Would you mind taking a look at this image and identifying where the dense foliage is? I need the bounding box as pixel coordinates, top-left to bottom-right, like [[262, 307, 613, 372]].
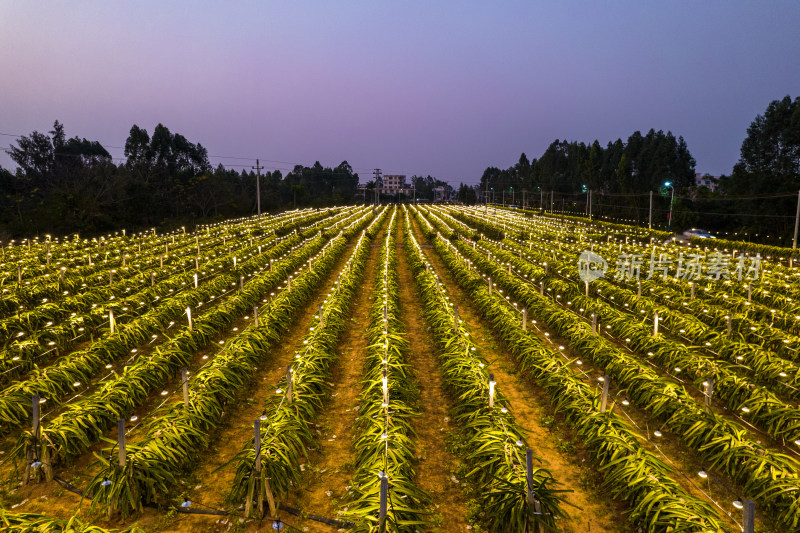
[[0, 123, 361, 238], [478, 96, 800, 244], [4, 205, 800, 531], [3, 94, 797, 244], [479, 130, 695, 213]]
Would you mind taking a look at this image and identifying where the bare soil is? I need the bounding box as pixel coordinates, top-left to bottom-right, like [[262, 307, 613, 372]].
[[0, 214, 775, 533], [408, 216, 631, 533], [395, 227, 471, 531], [277, 228, 388, 531], [1, 237, 362, 533], [414, 213, 781, 532]]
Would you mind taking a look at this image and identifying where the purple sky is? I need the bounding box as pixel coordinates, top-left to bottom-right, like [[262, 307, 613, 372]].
[[1, 2, 799, 184]]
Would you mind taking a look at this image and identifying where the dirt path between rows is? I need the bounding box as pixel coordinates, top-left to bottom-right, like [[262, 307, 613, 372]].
[[163, 237, 375, 533], [4, 232, 367, 532], [395, 225, 471, 531], [408, 216, 629, 533], [279, 226, 388, 532], [468, 235, 751, 530]]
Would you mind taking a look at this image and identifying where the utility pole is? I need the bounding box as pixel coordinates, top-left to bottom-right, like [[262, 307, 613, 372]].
[[589, 189, 592, 220], [794, 190, 800, 250], [649, 190, 653, 230], [252, 160, 264, 222], [522, 189, 527, 209], [550, 190, 554, 213], [373, 169, 382, 206]]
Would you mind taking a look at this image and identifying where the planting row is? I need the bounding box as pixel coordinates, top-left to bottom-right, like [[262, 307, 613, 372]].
[[420, 205, 800, 530], [83, 207, 379, 515], [11, 209, 370, 483], [410, 206, 729, 531], [403, 207, 571, 531], [340, 209, 429, 530], [227, 207, 387, 522]]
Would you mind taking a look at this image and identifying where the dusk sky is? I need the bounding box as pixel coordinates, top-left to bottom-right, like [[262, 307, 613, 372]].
[[2, 2, 799, 184]]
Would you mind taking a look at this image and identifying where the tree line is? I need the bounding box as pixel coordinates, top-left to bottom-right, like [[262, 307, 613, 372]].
[[0, 123, 361, 239], [477, 129, 696, 225], [477, 95, 800, 244], [3, 95, 797, 243], [718, 95, 800, 243]]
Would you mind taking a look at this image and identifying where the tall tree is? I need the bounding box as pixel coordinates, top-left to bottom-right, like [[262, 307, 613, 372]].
[[7, 129, 54, 186], [457, 183, 478, 204], [124, 125, 152, 169], [723, 95, 800, 241], [731, 95, 800, 192]]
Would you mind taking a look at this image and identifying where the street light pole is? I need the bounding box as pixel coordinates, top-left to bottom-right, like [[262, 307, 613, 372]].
[[584, 186, 589, 216], [665, 181, 675, 231]]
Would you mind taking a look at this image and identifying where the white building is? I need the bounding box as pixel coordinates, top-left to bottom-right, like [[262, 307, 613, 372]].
[[381, 175, 407, 196]]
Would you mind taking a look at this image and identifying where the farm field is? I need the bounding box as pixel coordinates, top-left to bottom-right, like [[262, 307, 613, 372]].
[[1, 205, 799, 532]]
